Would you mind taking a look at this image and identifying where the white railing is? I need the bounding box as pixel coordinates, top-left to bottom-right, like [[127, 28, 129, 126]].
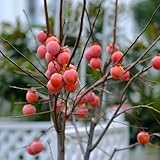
[[0, 121, 129, 160]]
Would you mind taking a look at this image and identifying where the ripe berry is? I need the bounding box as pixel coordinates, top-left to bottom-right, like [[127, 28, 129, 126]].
[[22, 104, 36, 115], [46, 41, 60, 56], [111, 51, 123, 64], [90, 44, 102, 57], [46, 36, 59, 44], [47, 80, 62, 94], [63, 69, 78, 84], [50, 73, 63, 87], [151, 55, 160, 70], [137, 131, 150, 144], [26, 146, 36, 155], [110, 66, 124, 79], [120, 70, 130, 81], [57, 52, 71, 65], [106, 43, 119, 55], [37, 45, 46, 59], [75, 108, 88, 119], [48, 61, 61, 74], [64, 82, 78, 92], [89, 58, 102, 70], [45, 52, 53, 63], [37, 31, 47, 43], [85, 49, 94, 61], [30, 140, 44, 154], [26, 90, 39, 103], [89, 95, 100, 108]]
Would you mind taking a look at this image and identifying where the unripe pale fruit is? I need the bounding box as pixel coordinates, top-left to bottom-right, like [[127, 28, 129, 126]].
[[47, 80, 62, 94], [50, 73, 63, 87], [75, 108, 88, 119], [110, 66, 124, 79], [30, 140, 44, 154], [106, 43, 119, 55], [137, 131, 150, 144], [120, 70, 130, 81], [46, 36, 59, 44], [151, 55, 160, 69], [63, 69, 78, 84], [111, 51, 123, 64], [26, 90, 39, 103], [37, 45, 46, 59], [57, 52, 71, 65], [89, 58, 102, 70], [89, 95, 100, 108], [45, 52, 53, 63], [22, 104, 36, 115], [46, 41, 60, 56], [48, 61, 61, 74], [69, 64, 77, 70], [64, 82, 78, 92], [37, 31, 47, 43]]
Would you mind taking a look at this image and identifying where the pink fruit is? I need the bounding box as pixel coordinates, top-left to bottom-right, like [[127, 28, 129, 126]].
[[106, 43, 119, 55], [50, 73, 63, 87], [151, 55, 160, 69], [137, 131, 150, 144], [46, 36, 59, 44], [85, 49, 94, 61], [63, 69, 78, 84], [45, 52, 53, 63], [111, 51, 123, 64], [26, 146, 36, 155], [37, 45, 46, 59], [37, 31, 47, 43], [64, 82, 78, 92], [30, 140, 44, 154], [45, 70, 52, 79], [120, 70, 130, 81], [57, 52, 71, 65], [22, 104, 36, 115], [26, 90, 39, 103], [89, 95, 100, 108], [46, 41, 60, 56], [89, 58, 102, 69], [110, 66, 124, 79], [75, 108, 88, 118], [90, 44, 102, 57], [48, 61, 61, 74], [47, 80, 62, 94]]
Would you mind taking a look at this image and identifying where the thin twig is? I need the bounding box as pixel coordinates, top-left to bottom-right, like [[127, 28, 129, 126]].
[[44, 0, 50, 35], [59, 0, 64, 44]]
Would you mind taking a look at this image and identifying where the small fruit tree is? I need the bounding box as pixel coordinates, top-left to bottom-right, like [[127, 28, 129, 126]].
[[0, 0, 160, 160]]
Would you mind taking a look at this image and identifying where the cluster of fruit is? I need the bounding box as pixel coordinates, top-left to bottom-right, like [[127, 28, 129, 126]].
[[85, 43, 102, 70], [37, 31, 79, 94]]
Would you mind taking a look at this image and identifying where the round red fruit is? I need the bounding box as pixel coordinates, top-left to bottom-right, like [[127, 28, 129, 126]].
[[26, 146, 36, 155], [30, 140, 44, 154], [106, 43, 119, 55], [46, 41, 60, 56], [50, 73, 63, 87], [47, 80, 62, 94], [63, 69, 78, 84], [46, 36, 59, 44], [45, 52, 53, 63], [26, 90, 39, 103], [110, 66, 124, 79], [64, 82, 78, 92], [48, 61, 61, 74], [37, 31, 47, 43], [57, 52, 71, 65], [89, 95, 100, 108], [75, 108, 88, 119], [137, 131, 150, 144], [22, 104, 36, 115], [120, 70, 130, 81], [37, 45, 46, 59], [90, 44, 102, 57], [89, 58, 102, 70], [111, 51, 123, 64], [151, 55, 160, 70]]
